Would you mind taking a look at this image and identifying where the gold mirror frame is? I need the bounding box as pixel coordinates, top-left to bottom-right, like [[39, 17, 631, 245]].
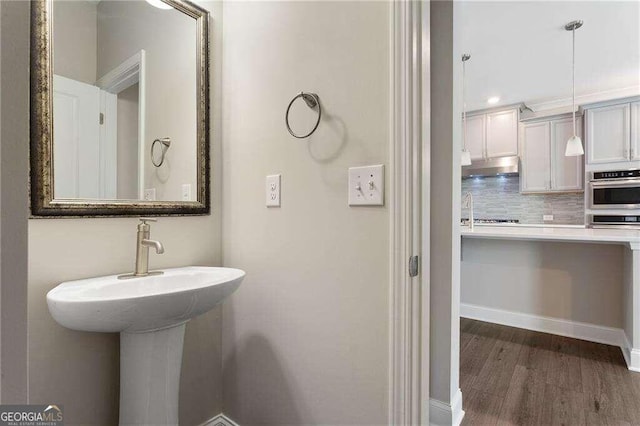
[[30, 0, 210, 217]]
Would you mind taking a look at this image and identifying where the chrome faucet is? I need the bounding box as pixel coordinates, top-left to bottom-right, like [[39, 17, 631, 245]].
[[463, 192, 474, 230], [119, 218, 164, 279]]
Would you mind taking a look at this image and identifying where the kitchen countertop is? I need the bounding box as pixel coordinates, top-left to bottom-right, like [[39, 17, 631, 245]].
[[461, 224, 640, 245]]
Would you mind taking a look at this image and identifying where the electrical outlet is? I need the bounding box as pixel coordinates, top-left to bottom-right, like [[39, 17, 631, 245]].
[[181, 184, 192, 201], [543, 214, 554, 221], [144, 188, 156, 201], [348, 165, 384, 206], [266, 174, 281, 207]]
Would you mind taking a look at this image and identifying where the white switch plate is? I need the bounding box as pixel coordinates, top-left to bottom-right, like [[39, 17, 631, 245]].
[[144, 188, 156, 201], [543, 214, 554, 221], [181, 184, 192, 201], [348, 165, 384, 206], [266, 174, 281, 207]]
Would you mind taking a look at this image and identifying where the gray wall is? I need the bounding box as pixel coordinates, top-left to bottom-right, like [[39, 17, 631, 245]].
[[220, 2, 391, 424], [461, 239, 624, 328], [25, 1, 224, 424], [53, 0, 97, 84], [461, 176, 585, 225], [0, 0, 29, 403], [116, 84, 139, 199]]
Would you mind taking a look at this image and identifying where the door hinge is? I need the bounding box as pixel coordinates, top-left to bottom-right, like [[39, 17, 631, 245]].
[[409, 255, 419, 277], [99, 113, 104, 125]]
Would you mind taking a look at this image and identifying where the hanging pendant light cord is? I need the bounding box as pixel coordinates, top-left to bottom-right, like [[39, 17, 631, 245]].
[[572, 26, 576, 137], [463, 58, 467, 151]]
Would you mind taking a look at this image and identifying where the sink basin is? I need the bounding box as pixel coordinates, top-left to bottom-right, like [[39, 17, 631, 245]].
[[47, 266, 244, 333], [46, 266, 244, 426]]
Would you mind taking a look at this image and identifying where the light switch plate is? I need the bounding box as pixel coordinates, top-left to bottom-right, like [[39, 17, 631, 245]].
[[181, 184, 192, 201], [266, 174, 281, 207], [144, 188, 156, 201], [348, 165, 384, 206]]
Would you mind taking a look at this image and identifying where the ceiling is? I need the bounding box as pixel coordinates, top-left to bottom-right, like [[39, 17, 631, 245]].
[[456, 1, 640, 111]]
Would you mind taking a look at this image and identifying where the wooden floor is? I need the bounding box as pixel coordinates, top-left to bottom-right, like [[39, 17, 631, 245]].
[[460, 318, 640, 426]]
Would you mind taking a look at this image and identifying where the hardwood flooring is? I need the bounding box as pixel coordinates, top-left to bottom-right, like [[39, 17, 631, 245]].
[[460, 318, 640, 426]]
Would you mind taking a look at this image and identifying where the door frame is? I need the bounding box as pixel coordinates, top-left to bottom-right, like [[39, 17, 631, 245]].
[[389, 1, 430, 424]]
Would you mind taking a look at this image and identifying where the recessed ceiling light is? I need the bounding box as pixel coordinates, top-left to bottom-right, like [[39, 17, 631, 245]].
[[146, 0, 173, 10], [487, 96, 500, 105]]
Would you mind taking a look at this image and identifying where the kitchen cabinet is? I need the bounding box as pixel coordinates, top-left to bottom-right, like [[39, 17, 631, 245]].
[[586, 102, 631, 164], [632, 101, 640, 161], [520, 116, 583, 193], [521, 122, 551, 192], [486, 109, 519, 158], [551, 117, 584, 191], [464, 107, 518, 161], [465, 114, 485, 161]]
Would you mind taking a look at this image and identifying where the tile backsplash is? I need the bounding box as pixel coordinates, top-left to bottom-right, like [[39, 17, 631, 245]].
[[461, 175, 584, 225]]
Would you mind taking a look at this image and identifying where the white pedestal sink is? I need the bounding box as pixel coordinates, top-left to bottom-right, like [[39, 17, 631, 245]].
[[46, 266, 245, 426]]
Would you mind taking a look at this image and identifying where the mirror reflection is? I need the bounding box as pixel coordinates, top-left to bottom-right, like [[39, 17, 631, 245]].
[[52, 0, 198, 202]]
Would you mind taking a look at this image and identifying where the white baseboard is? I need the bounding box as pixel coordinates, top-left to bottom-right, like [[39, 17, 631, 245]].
[[460, 303, 626, 348], [622, 334, 640, 372], [430, 388, 464, 426], [198, 414, 239, 426]]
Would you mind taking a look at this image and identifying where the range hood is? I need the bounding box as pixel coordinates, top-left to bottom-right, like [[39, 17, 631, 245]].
[[462, 156, 519, 178]]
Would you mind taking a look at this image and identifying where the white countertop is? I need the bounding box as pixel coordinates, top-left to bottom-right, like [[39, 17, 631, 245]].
[[461, 224, 640, 245]]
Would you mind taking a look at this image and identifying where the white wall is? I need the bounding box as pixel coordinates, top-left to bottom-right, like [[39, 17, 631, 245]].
[[97, 0, 198, 202], [457, 1, 640, 111], [25, 1, 224, 424], [461, 239, 624, 328], [220, 2, 391, 424]]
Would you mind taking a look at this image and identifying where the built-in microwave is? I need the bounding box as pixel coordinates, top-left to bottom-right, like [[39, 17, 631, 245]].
[[589, 169, 640, 210]]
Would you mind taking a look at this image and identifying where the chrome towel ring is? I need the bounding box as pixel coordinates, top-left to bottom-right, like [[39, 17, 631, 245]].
[[285, 92, 321, 139], [151, 137, 171, 167]]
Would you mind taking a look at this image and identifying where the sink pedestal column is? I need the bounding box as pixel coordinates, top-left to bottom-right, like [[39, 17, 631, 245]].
[[119, 323, 186, 426]]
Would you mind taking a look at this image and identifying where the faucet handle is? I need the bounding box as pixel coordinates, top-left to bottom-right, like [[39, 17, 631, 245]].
[[139, 218, 157, 224]]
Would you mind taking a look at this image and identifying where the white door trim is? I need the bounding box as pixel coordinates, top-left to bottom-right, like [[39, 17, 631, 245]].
[[389, 1, 430, 424]]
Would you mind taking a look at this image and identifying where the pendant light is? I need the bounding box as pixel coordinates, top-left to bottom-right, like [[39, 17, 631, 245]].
[[461, 53, 472, 166], [565, 20, 584, 157]]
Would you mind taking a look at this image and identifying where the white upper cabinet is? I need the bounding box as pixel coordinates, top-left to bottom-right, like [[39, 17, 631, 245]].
[[551, 117, 583, 191], [521, 121, 551, 193], [465, 114, 485, 161], [631, 101, 640, 161], [486, 109, 519, 158], [586, 103, 631, 164], [463, 107, 519, 162], [520, 116, 583, 194]]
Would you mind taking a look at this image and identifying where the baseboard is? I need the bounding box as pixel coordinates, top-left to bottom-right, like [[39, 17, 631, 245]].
[[622, 334, 640, 372], [430, 388, 464, 426], [198, 414, 239, 426], [461, 303, 626, 348]]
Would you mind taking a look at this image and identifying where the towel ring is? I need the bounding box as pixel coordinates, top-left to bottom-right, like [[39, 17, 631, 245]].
[[151, 137, 171, 167], [285, 92, 321, 139]]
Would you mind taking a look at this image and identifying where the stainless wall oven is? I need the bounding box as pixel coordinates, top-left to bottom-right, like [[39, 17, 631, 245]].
[[589, 169, 640, 228], [590, 170, 640, 210]]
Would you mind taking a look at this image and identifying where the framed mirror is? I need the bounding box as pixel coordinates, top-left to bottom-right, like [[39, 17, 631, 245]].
[[30, 0, 210, 217]]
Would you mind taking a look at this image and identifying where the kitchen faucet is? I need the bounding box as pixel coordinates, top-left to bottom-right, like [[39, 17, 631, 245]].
[[119, 218, 164, 279], [463, 192, 474, 230]]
